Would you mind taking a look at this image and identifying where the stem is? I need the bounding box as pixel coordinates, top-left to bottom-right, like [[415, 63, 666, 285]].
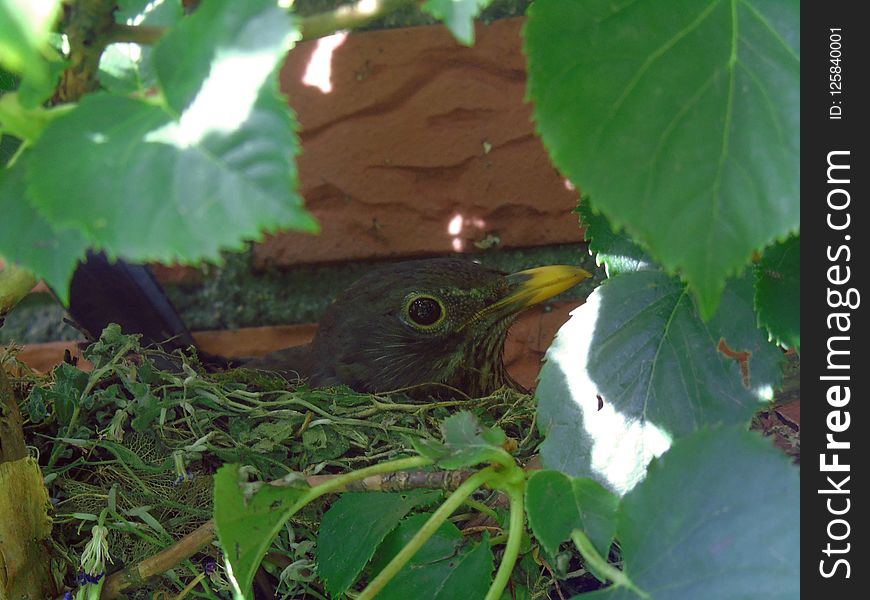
[[100, 0, 420, 48], [103, 24, 165, 45], [291, 455, 432, 504], [463, 497, 499, 521], [56, 0, 118, 102], [357, 467, 497, 600], [484, 483, 524, 600], [170, 572, 206, 600], [299, 0, 418, 40], [232, 456, 435, 597], [0, 263, 37, 320], [100, 521, 216, 599], [571, 530, 649, 599]]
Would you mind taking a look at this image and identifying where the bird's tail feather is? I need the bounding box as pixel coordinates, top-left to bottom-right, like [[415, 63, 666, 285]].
[[64, 251, 229, 369]]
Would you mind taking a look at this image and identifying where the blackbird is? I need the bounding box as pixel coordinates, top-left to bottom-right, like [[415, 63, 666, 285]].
[[244, 258, 590, 396], [65, 255, 589, 396]]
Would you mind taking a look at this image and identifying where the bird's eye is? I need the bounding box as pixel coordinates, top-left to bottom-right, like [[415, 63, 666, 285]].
[[406, 296, 445, 328]]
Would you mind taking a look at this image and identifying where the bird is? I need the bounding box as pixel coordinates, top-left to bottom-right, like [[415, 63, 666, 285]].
[[65, 255, 590, 396], [243, 258, 590, 396], [66, 251, 228, 370]]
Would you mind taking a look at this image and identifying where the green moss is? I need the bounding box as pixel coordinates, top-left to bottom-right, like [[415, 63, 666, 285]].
[[0, 293, 80, 344], [1, 244, 601, 344], [165, 243, 602, 332], [207, 367, 295, 393]]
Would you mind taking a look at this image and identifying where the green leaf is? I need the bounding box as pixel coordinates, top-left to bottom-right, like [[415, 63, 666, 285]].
[[98, 0, 184, 95], [0, 0, 62, 104], [129, 391, 161, 432], [369, 513, 462, 575], [577, 427, 799, 599], [28, 84, 316, 264], [415, 411, 509, 469], [27, 0, 318, 271], [213, 464, 309, 598], [316, 491, 440, 597], [153, 0, 298, 114], [32, 362, 89, 426], [421, 0, 493, 46], [526, 0, 800, 317], [578, 199, 653, 276], [372, 513, 494, 600], [25, 386, 48, 423], [0, 157, 88, 301], [707, 274, 784, 396], [536, 270, 782, 494], [754, 235, 799, 350], [526, 470, 617, 560]]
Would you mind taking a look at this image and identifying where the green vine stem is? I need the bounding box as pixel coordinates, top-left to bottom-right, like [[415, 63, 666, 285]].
[[463, 497, 500, 521], [229, 455, 435, 595], [571, 530, 650, 599], [288, 455, 432, 505], [357, 467, 498, 600], [484, 480, 525, 600]]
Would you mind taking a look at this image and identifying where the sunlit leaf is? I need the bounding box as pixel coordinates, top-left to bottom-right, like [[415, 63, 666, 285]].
[[98, 0, 184, 95], [536, 270, 782, 494], [27, 82, 316, 263], [26, 0, 317, 279]]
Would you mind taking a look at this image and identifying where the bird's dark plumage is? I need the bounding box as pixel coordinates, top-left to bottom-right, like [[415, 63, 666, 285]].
[[245, 258, 589, 396], [65, 252, 228, 369], [64, 255, 588, 396], [68, 251, 196, 352]]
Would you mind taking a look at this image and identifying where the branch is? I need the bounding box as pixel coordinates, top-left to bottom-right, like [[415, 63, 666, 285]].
[[307, 466, 473, 492], [0, 365, 28, 462], [0, 263, 37, 321], [299, 0, 419, 41], [101, 0, 420, 48], [99, 521, 216, 599], [98, 467, 475, 598], [55, 0, 118, 102], [102, 23, 165, 46]]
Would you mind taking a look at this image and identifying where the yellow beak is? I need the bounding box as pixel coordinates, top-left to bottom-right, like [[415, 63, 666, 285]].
[[460, 264, 591, 329], [503, 265, 592, 309]]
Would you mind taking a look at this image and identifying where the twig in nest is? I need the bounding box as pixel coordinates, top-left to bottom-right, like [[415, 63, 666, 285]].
[[100, 521, 216, 599], [99, 467, 476, 598]]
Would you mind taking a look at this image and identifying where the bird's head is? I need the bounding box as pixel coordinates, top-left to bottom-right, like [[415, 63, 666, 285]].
[[308, 258, 591, 396]]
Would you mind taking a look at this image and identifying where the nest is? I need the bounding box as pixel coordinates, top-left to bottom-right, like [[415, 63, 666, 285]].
[[4, 325, 567, 598]]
